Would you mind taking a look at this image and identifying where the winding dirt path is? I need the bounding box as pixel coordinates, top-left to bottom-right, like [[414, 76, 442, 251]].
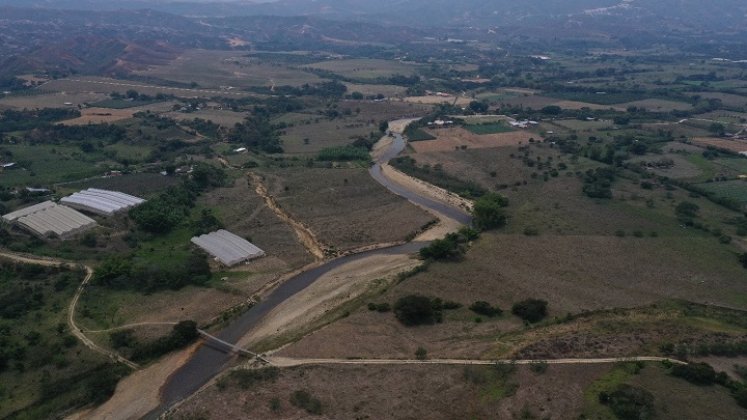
[[0, 251, 139, 369]]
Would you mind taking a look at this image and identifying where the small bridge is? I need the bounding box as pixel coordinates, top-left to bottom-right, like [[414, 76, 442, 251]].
[[197, 329, 269, 364]]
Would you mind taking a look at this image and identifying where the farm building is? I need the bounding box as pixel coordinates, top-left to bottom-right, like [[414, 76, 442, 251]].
[[2, 201, 96, 240], [60, 188, 145, 216], [191, 229, 265, 267]]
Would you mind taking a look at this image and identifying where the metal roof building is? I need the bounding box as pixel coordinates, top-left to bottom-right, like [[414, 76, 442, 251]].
[[60, 188, 145, 216], [4, 201, 97, 240], [191, 229, 265, 267]]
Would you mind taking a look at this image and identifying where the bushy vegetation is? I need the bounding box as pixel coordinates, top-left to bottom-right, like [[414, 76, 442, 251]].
[[394, 295, 436, 326], [670, 362, 718, 385], [419, 233, 465, 261], [125, 321, 199, 363], [0, 260, 129, 419], [511, 299, 548, 323], [468, 301, 503, 317], [228, 115, 284, 153], [220, 367, 279, 390], [93, 250, 211, 292], [290, 390, 322, 415], [393, 295, 460, 326], [392, 157, 486, 199], [472, 193, 509, 230], [0, 108, 81, 133], [582, 168, 616, 199], [599, 384, 655, 420], [129, 185, 195, 234], [317, 145, 370, 161]]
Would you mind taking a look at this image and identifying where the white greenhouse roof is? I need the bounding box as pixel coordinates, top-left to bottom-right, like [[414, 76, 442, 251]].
[[60, 188, 145, 216], [2, 200, 57, 222], [9, 201, 97, 239], [191, 229, 265, 267]]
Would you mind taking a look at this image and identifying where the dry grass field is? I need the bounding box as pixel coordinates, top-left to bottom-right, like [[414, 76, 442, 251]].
[[618, 98, 693, 112], [38, 76, 256, 99], [306, 58, 419, 79], [163, 108, 248, 127], [692, 137, 747, 153], [0, 91, 110, 109], [59, 107, 137, 125], [135, 49, 322, 88], [343, 82, 408, 97], [258, 167, 435, 251], [172, 363, 609, 420], [280, 101, 428, 155], [402, 95, 472, 106], [410, 127, 538, 153]]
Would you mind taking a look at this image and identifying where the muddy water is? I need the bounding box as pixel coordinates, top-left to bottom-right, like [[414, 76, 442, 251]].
[[150, 127, 471, 417]]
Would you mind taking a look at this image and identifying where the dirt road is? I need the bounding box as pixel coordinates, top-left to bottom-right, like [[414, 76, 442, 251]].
[[0, 251, 139, 369], [267, 356, 688, 367]]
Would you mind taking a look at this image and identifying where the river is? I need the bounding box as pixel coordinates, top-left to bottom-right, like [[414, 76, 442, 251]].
[[148, 127, 472, 417]]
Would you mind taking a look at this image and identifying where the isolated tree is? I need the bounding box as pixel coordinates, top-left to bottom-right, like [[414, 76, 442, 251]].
[[469, 101, 489, 113], [472, 193, 509, 230], [708, 122, 726, 136], [511, 299, 548, 323], [601, 384, 655, 420], [394, 295, 436, 326]]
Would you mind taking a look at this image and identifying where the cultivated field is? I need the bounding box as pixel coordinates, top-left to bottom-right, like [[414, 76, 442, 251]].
[[258, 167, 435, 251], [692, 137, 747, 153], [306, 58, 418, 80], [59, 107, 137, 125], [0, 91, 109, 109], [38, 76, 256, 99], [135, 49, 322, 89]]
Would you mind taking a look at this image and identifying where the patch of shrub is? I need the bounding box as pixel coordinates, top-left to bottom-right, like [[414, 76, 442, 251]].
[[290, 390, 322, 415], [739, 253, 747, 269], [469, 301, 503, 317], [529, 361, 548, 374], [419, 233, 465, 261], [225, 367, 279, 389], [368, 302, 391, 312], [109, 330, 136, 349], [394, 295, 436, 326], [511, 299, 548, 323], [415, 347, 427, 360], [599, 384, 655, 420], [317, 145, 370, 162], [130, 321, 199, 363], [671, 362, 717, 385], [582, 168, 616, 199], [473, 193, 509, 230]]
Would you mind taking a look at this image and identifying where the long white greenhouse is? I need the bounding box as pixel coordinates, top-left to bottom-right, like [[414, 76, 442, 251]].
[[3, 201, 97, 240], [191, 229, 266, 267], [60, 188, 145, 216]]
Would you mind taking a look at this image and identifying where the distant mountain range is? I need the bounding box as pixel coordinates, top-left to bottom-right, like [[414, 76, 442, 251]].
[[1, 0, 746, 79], [2, 0, 746, 31]]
